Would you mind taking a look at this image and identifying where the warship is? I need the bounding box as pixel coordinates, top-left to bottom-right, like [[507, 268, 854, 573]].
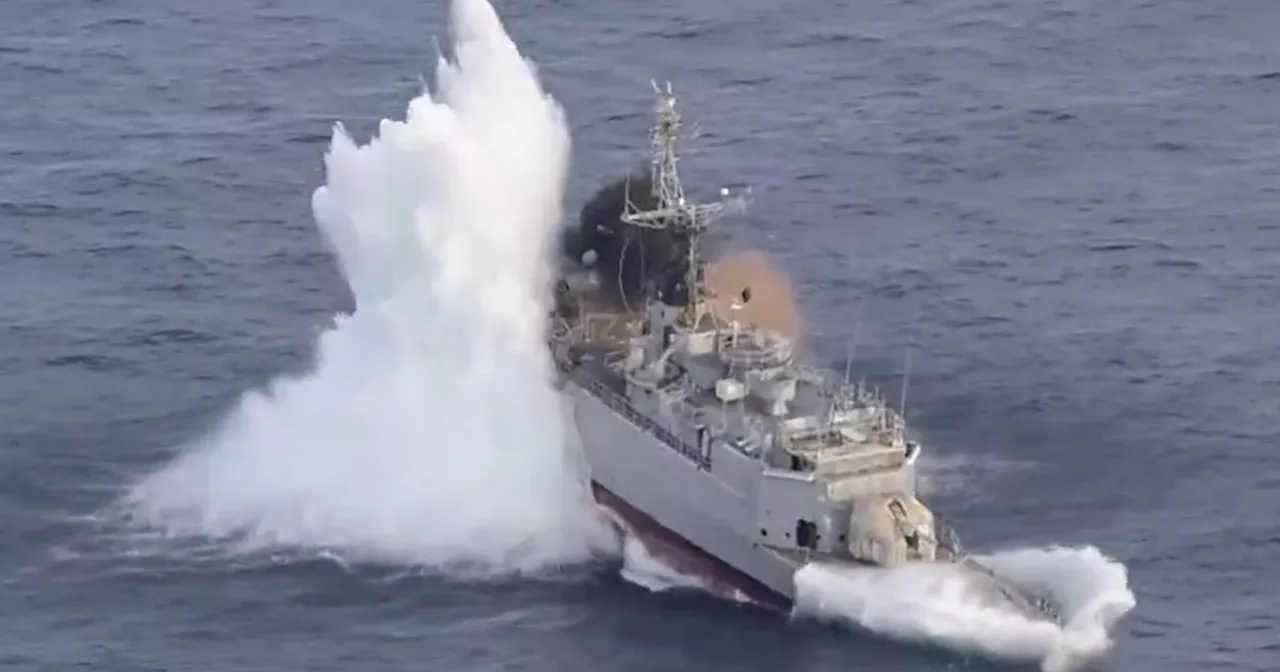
[[549, 82, 1058, 622]]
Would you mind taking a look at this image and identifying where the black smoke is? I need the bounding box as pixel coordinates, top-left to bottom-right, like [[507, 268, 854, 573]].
[[560, 169, 694, 310]]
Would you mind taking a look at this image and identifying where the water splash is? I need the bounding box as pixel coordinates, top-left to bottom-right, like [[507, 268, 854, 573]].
[[793, 545, 1135, 672], [618, 534, 711, 594], [124, 0, 609, 576]]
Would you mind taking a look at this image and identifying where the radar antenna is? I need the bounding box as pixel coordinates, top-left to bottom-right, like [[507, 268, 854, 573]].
[[621, 80, 751, 323]]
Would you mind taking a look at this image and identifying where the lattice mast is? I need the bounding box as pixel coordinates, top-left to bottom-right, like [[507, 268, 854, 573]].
[[621, 80, 749, 322]]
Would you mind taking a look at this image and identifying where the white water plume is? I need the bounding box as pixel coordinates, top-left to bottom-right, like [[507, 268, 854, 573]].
[[793, 545, 1135, 672], [126, 0, 608, 574]]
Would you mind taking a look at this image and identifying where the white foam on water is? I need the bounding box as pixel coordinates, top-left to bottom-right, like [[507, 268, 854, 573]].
[[124, 0, 611, 576], [617, 534, 712, 594], [792, 545, 1136, 672], [614, 531, 755, 606]]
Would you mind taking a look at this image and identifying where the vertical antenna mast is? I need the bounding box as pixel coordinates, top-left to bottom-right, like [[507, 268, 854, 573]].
[[844, 298, 863, 386], [651, 81, 686, 213], [898, 331, 913, 442], [901, 332, 911, 417], [621, 81, 750, 322]]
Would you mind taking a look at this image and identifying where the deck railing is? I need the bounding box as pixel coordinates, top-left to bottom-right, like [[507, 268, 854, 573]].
[[568, 370, 711, 470]]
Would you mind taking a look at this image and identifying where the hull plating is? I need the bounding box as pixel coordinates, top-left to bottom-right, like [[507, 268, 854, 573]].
[[566, 378, 1059, 624], [565, 379, 802, 606], [591, 481, 791, 610]]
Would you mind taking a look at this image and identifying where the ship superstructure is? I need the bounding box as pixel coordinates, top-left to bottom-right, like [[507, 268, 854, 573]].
[[550, 82, 1057, 621]]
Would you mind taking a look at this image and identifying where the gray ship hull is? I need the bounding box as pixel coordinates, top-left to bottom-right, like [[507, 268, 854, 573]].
[[566, 379, 801, 610], [565, 377, 1059, 622]]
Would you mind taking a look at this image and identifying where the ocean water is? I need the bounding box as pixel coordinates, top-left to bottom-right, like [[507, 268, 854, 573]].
[[2, 0, 1277, 671]]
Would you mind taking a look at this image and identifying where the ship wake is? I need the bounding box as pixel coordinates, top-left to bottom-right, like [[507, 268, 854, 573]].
[[121, 0, 609, 575], [792, 545, 1135, 672]]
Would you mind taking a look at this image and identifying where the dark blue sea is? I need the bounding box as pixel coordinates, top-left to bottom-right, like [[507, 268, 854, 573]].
[[2, 0, 1277, 670]]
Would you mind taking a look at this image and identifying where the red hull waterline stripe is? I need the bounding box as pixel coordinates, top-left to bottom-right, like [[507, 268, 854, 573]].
[[591, 481, 792, 611]]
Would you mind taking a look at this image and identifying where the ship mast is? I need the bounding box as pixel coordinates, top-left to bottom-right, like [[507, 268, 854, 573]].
[[621, 80, 749, 325]]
